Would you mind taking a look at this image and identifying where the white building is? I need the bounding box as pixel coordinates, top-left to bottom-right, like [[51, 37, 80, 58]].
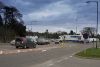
[[59, 35, 85, 42], [59, 35, 98, 42]]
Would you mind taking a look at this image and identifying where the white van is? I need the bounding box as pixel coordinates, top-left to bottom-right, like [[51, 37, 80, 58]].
[[59, 35, 85, 42]]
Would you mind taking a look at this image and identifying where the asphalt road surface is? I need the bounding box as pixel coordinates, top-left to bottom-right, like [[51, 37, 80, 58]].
[[0, 43, 100, 67]]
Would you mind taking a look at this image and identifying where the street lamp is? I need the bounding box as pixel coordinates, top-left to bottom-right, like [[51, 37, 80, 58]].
[[75, 15, 78, 34], [86, 1, 99, 48]]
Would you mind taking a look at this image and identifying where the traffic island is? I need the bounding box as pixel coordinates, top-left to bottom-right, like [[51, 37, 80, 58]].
[[75, 48, 100, 59]]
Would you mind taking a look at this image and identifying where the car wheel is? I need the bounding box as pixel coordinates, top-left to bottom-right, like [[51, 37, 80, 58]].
[[21, 45, 26, 49], [33, 45, 36, 48], [25, 45, 27, 48], [16, 46, 19, 48]]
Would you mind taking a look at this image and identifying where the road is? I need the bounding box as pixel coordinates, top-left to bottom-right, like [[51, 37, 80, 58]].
[[0, 43, 100, 67]]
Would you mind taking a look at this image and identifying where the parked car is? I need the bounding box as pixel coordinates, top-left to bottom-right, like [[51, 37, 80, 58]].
[[54, 39, 60, 44], [36, 38, 50, 45], [10, 40, 15, 45], [89, 38, 99, 42], [15, 37, 37, 49]]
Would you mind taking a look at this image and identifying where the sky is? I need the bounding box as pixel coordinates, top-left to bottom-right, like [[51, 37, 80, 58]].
[[0, 0, 100, 33]]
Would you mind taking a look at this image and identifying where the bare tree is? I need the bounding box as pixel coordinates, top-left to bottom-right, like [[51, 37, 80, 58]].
[[81, 27, 96, 37]]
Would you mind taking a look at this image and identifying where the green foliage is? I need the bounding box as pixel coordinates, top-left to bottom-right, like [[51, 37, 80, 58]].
[[8, 19, 26, 37], [76, 47, 100, 58], [0, 1, 26, 42], [69, 30, 76, 35]]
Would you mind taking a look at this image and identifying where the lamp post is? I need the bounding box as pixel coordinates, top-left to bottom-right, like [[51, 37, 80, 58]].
[[75, 17, 78, 34], [86, 1, 98, 48]]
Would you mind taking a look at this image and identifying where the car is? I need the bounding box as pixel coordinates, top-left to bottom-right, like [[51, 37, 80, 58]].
[[89, 38, 99, 42], [15, 37, 37, 49], [10, 40, 15, 45], [54, 39, 60, 44], [36, 38, 50, 45]]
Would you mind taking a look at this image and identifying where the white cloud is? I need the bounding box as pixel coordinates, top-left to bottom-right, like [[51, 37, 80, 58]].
[[23, 1, 77, 22], [23, 0, 100, 33], [23, 1, 80, 33], [14, 0, 32, 6]]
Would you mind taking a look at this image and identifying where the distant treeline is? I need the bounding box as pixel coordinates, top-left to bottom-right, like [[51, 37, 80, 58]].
[[26, 31, 68, 39]]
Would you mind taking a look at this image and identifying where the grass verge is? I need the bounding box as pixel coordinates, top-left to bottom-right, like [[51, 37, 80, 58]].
[[75, 48, 100, 58]]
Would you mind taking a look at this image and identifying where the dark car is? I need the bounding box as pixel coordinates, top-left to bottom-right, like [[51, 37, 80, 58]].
[[15, 37, 37, 49]]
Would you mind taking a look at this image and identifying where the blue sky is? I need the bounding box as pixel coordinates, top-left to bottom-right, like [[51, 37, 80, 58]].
[[0, 0, 100, 33]]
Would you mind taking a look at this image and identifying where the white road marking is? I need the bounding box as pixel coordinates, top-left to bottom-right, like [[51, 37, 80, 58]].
[[69, 56, 73, 58], [0, 51, 3, 54], [48, 63, 54, 66], [17, 50, 21, 53], [0, 46, 59, 55], [42, 50, 47, 52], [29, 49, 33, 51], [56, 57, 69, 63]]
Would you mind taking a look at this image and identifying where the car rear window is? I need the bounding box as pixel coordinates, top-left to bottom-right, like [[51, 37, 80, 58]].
[[27, 38, 33, 42]]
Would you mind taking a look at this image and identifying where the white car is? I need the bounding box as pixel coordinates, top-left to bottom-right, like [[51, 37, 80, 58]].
[[36, 38, 50, 45], [10, 40, 15, 45], [89, 38, 99, 42]]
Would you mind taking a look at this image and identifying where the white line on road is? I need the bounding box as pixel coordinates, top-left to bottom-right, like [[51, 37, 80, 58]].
[[29, 49, 33, 51], [0, 46, 59, 55], [56, 57, 69, 63], [48, 63, 54, 66], [17, 50, 21, 53], [42, 50, 47, 52], [69, 56, 73, 58], [0, 51, 3, 54]]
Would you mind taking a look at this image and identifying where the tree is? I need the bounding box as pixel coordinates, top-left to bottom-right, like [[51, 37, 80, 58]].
[[44, 29, 49, 38], [0, 1, 5, 26], [0, 1, 26, 42], [60, 32, 67, 35], [3, 6, 26, 37], [3, 6, 23, 25], [0, 15, 3, 26], [69, 30, 75, 35], [56, 31, 67, 35], [81, 27, 96, 37]]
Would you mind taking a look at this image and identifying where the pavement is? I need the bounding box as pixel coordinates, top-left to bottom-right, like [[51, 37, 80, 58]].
[[0, 42, 100, 67]]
